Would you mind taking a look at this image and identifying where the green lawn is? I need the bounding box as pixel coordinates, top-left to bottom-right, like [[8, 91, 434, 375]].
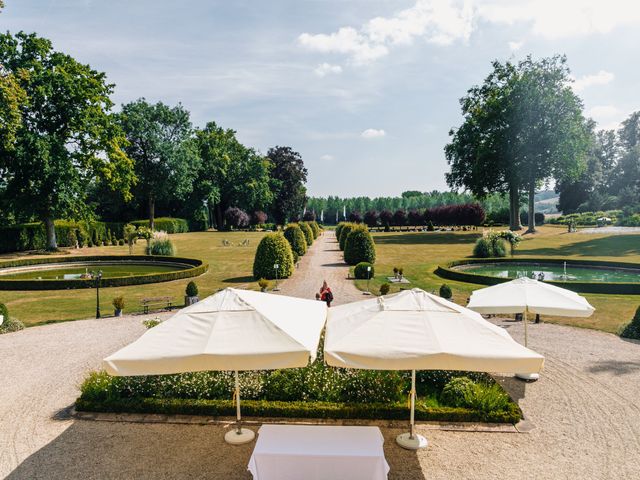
[[356, 225, 640, 334], [0, 231, 265, 326]]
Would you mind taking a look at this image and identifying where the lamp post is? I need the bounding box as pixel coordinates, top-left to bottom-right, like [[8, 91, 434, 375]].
[[363, 265, 372, 295], [91, 270, 103, 318], [273, 263, 280, 291]]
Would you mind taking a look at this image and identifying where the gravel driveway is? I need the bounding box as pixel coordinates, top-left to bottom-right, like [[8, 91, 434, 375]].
[[1, 232, 639, 479]]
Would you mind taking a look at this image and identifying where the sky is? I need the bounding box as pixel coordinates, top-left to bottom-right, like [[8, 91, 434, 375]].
[[2, 0, 640, 197]]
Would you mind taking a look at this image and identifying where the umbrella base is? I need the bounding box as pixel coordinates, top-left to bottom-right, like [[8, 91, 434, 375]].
[[396, 432, 428, 450], [516, 372, 540, 381], [225, 428, 255, 445]]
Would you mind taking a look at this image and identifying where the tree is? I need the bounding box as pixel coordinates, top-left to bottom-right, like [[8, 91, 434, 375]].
[[267, 146, 307, 225], [224, 207, 249, 229], [251, 210, 268, 225], [364, 210, 378, 227], [379, 209, 393, 230], [348, 211, 362, 223], [118, 99, 199, 231], [392, 209, 407, 227], [302, 210, 316, 221], [0, 32, 134, 249]]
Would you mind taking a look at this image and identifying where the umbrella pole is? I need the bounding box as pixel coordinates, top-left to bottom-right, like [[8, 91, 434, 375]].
[[396, 370, 428, 450], [516, 309, 540, 381], [224, 370, 255, 445], [524, 309, 528, 347]]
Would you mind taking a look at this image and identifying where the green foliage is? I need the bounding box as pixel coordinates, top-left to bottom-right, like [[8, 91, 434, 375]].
[[146, 232, 176, 256], [439, 284, 453, 299], [253, 233, 294, 280], [307, 221, 320, 239], [440, 377, 475, 407], [344, 226, 376, 265], [335, 222, 346, 240], [185, 281, 199, 297], [0, 303, 7, 321], [379, 283, 390, 295], [283, 223, 307, 257], [473, 236, 508, 258], [257, 278, 270, 291], [354, 262, 374, 280], [0, 302, 25, 333], [112, 296, 125, 310], [299, 222, 314, 246], [267, 146, 307, 225], [620, 306, 640, 340], [130, 218, 189, 234], [338, 223, 355, 251], [143, 319, 161, 329]]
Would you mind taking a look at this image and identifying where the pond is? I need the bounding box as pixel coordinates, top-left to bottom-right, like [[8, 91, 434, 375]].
[[457, 262, 640, 283]]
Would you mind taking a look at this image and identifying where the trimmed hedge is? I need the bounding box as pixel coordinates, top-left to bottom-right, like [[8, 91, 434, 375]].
[[299, 222, 314, 246], [75, 396, 521, 424], [344, 227, 376, 265], [354, 262, 374, 280], [0, 256, 207, 291], [307, 221, 320, 239], [436, 258, 640, 294], [253, 233, 294, 280], [130, 218, 189, 234], [283, 224, 307, 257], [338, 223, 356, 251], [620, 306, 640, 339]]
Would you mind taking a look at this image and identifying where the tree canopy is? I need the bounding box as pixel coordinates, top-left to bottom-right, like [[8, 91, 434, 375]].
[[267, 146, 307, 225]]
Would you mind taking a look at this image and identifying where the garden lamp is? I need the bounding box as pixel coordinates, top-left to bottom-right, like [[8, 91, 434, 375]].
[[273, 263, 280, 291]]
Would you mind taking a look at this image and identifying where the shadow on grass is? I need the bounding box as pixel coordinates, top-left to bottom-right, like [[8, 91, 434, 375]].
[[222, 275, 254, 284], [374, 232, 480, 246], [517, 235, 640, 258]]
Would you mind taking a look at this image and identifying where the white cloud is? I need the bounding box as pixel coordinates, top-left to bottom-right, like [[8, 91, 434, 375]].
[[508, 40, 523, 51], [320, 154, 335, 161], [572, 70, 615, 92], [477, 0, 640, 39], [361, 128, 386, 139], [586, 105, 628, 130], [298, 0, 473, 64], [314, 63, 343, 77]]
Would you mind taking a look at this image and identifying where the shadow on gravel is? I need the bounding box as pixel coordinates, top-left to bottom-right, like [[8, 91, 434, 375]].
[[588, 360, 640, 376], [322, 262, 349, 268]]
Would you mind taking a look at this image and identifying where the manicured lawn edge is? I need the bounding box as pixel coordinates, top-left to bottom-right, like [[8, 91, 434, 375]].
[[436, 258, 640, 294], [0, 255, 208, 290], [75, 397, 522, 424]]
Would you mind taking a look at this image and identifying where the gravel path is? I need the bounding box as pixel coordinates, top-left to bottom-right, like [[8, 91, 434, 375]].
[[2, 232, 640, 479]]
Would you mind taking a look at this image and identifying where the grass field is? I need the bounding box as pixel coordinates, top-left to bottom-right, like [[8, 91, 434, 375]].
[[355, 225, 640, 334], [0, 231, 266, 326]]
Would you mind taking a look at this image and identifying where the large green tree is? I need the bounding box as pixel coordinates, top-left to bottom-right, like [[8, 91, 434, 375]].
[[0, 32, 134, 249], [267, 146, 307, 225], [117, 99, 199, 230]]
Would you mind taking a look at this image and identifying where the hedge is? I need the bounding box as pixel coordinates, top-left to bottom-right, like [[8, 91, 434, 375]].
[[344, 227, 376, 265], [253, 233, 294, 280], [0, 256, 207, 291], [338, 223, 356, 251], [307, 221, 320, 239], [130, 217, 189, 234], [76, 396, 521, 424], [299, 222, 314, 246], [354, 262, 374, 280], [435, 258, 640, 295], [283, 224, 307, 257]]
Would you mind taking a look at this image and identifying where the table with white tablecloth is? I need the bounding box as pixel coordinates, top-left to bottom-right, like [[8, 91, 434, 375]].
[[247, 424, 390, 480]]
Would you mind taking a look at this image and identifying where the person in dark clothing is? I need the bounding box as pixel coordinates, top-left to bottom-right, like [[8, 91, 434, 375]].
[[320, 280, 333, 307]]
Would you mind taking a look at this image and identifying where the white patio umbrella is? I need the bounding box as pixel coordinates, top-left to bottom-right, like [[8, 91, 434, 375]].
[[324, 288, 544, 450], [104, 288, 327, 445], [467, 277, 594, 380]]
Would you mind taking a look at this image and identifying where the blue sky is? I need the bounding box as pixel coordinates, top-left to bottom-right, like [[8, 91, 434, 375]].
[[2, 0, 639, 196]]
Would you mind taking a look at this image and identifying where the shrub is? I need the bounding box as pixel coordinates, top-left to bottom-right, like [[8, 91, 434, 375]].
[[146, 231, 175, 256], [112, 296, 125, 310], [143, 319, 161, 329], [344, 227, 376, 265], [308, 221, 320, 239], [338, 370, 405, 404], [224, 207, 250, 230], [299, 222, 314, 246], [439, 284, 452, 299], [253, 233, 294, 280], [0, 303, 25, 334], [263, 369, 307, 401], [364, 210, 378, 228], [0, 303, 8, 322], [354, 262, 374, 279], [463, 382, 512, 413], [186, 281, 198, 297], [338, 223, 355, 251], [335, 222, 346, 240], [427, 221, 435, 231], [258, 278, 270, 291], [620, 306, 640, 340], [130, 218, 189, 234], [251, 211, 268, 226], [379, 283, 390, 295], [118, 239, 125, 246], [473, 237, 494, 258], [440, 377, 476, 407], [283, 224, 307, 257]]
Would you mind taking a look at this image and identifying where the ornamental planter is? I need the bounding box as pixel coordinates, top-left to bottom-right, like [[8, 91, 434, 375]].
[[185, 295, 199, 306]]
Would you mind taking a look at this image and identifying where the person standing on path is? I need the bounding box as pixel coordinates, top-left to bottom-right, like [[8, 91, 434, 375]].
[[320, 280, 333, 307]]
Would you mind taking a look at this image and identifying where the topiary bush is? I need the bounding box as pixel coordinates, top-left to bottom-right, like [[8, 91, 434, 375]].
[[253, 233, 294, 280], [473, 237, 493, 258], [308, 221, 320, 239], [0, 303, 25, 334], [354, 262, 374, 279], [379, 283, 390, 295], [299, 222, 314, 246], [186, 281, 198, 297], [338, 223, 356, 251], [344, 226, 376, 265], [439, 284, 452, 299], [283, 224, 307, 257], [620, 306, 640, 339], [335, 222, 346, 242]]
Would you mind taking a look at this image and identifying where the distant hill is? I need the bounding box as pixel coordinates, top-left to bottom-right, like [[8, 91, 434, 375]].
[[535, 190, 559, 214]]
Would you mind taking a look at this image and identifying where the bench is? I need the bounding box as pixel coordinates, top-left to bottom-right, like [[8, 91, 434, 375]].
[[141, 296, 173, 314]]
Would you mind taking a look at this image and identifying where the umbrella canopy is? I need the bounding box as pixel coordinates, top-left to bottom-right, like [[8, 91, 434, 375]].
[[325, 288, 544, 374], [466, 277, 595, 317], [104, 287, 328, 376]]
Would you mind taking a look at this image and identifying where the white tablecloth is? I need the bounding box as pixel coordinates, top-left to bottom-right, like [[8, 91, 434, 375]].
[[247, 425, 390, 480]]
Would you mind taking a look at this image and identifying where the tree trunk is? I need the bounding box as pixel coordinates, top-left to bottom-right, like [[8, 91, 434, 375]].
[[148, 196, 155, 231], [44, 216, 58, 251], [526, 182, 536, 233], [214, 203, 223, 230], [509, 183, 522, 231]]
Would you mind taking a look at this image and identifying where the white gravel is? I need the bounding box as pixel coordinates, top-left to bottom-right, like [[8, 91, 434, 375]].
[[1, 231, 640, 479]]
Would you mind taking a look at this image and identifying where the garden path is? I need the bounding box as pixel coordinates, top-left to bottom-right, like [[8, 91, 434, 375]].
[[2, 247, 640, 478], [276, 230, 363, 304]]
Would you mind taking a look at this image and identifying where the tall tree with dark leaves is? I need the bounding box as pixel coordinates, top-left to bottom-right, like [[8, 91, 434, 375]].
[[0, 32, 135, 249], [267, 146, 308, 225], [117, 99, 199, 230]]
